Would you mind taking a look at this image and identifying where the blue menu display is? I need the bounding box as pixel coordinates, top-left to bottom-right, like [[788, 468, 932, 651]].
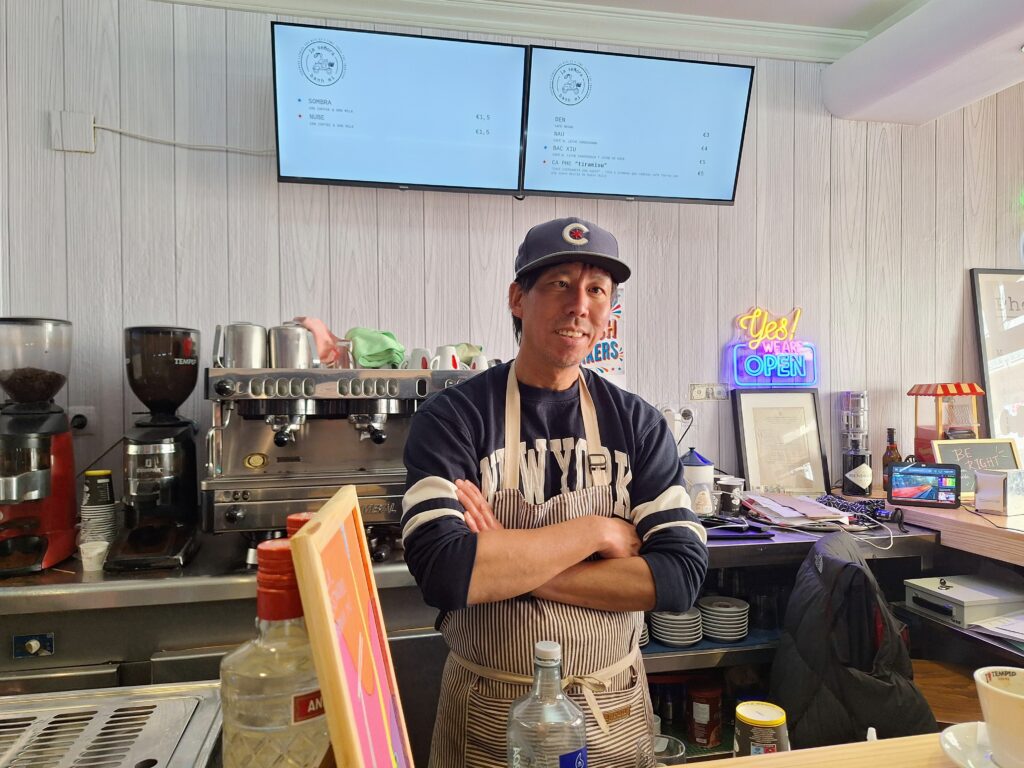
[[272, 23, 526, 191], [523, 47, 753, 202]]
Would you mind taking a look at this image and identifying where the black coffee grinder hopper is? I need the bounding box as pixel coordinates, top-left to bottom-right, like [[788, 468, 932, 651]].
[[105, 326, 201, 571]]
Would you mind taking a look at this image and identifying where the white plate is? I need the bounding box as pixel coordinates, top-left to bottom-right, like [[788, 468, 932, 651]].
[[651, 618, 700, 626], [698, 596, 749, 614], [652, 608, 702, 621], [703, 629, 748, 641], [940, 722, 1000, 768]]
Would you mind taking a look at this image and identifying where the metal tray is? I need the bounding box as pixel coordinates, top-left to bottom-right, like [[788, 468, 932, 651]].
[[0, 680, 220, 768]]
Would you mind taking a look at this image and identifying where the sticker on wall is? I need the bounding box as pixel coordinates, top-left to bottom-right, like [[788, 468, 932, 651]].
[[583, 288, 624, 377]]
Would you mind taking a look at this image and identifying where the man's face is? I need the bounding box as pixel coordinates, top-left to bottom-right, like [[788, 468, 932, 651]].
[[509, 262, 614, 372]]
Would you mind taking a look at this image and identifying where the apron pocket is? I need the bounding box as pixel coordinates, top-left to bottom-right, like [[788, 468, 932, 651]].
[[569, 670, 651, 765], [464, 683, 518, 768]]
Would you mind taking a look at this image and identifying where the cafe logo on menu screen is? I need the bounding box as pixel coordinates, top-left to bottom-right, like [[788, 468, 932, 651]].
[[551, 62, 591, 105], [726, 306, 818, 388], [299, 39, 345, 86]]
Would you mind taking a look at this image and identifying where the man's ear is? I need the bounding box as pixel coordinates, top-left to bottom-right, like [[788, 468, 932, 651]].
[[509, 282, 524, 319]]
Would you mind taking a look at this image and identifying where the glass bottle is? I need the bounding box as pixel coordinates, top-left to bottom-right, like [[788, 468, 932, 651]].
[[842, 438, 873, 497], [220, 539, 330, 768], [507, 641, 587, 767], [881, 428, 902, 492]]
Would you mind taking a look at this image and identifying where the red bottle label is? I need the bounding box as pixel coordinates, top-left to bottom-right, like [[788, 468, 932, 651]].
[[292, 689, 325, 724]]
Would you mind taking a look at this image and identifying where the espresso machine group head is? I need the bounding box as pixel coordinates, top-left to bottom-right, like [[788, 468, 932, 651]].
[[0, 318, 76, 575], [105, 326, 200, 571]]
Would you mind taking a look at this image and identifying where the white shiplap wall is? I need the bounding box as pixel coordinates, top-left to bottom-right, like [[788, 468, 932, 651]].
[[1, 0, 1022, 482]]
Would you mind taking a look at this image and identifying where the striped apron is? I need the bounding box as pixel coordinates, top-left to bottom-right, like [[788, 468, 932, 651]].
[[428, 363, 653, 768]]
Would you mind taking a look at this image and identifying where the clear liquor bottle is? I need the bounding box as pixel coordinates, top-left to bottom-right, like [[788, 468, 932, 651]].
[[507, 641, 588, 768], [221, 538, 330, 768]]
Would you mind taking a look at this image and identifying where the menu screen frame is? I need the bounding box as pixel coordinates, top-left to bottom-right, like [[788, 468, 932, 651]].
[[520, 45, 754, 204], [271, 21, 530, 195]]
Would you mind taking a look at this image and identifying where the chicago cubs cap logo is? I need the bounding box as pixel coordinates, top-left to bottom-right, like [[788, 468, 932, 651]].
[[562, 223, 589, 245]]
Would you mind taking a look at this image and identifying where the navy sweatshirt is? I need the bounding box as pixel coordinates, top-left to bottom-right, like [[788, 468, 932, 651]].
[[401, 361, 708, 613]]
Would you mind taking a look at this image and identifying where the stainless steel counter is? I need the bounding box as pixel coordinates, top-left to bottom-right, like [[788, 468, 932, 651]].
[[0, 523, 938, 617], [0, 531, 417, 616]]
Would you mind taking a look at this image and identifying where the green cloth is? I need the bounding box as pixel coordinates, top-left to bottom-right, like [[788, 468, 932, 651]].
[[345, 327, 406, 369], [454, 343, 484, 364]]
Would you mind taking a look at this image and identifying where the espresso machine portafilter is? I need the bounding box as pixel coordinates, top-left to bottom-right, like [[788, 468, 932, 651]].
[[202, 366, 476, 564]]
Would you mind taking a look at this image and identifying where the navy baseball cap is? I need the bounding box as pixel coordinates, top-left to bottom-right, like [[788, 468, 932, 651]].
[[514, 217, 631, 284]]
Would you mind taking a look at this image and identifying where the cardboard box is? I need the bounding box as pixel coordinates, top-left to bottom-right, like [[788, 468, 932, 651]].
[[975, 469, 1024, 516]]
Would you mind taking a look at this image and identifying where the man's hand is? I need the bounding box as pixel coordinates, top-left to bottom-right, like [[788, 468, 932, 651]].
[[596, 516, 641, 559], [455, 479, 504, 533]]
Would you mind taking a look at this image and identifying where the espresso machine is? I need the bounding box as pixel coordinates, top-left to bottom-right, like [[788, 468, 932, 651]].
[[202, 365, 475, 564], [105, 326, 200, 570], [0, 318, 76, 575]]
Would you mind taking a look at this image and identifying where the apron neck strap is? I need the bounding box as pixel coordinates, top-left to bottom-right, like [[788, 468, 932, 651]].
[[503, 360, 608, 492]]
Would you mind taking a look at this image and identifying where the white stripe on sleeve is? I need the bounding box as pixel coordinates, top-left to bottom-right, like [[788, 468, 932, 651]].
[[630, 485, 692, 526]]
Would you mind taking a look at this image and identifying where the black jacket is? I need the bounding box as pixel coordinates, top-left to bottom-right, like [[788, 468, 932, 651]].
[[769, 533, 937, 747]]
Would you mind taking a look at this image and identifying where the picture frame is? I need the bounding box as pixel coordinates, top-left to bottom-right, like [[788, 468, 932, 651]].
[[732, 388, 830, 495], [970, 268, 1024, 458], [931, 438, 1022, 498], [291, 486, 414, 768]]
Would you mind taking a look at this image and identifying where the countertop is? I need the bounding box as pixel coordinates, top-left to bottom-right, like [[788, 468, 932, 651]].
[[711, 733, 954, 767], [898, 504, 1024, 567], [0, 523, 938, 616]]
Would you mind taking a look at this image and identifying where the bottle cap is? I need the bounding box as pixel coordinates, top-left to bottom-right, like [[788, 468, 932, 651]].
[[256, 539, 303, 621], [286, 512, 315, 537], [534, 640, 561, 661]]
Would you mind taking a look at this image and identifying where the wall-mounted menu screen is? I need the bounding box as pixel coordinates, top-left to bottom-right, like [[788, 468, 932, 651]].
[[272, 23, 527, 192], [522, 47, 754, 203]]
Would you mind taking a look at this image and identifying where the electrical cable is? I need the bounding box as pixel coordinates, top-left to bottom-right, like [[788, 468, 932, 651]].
[[74, 436, 124, 479], [961, 503, 1017, 529], [94, 123, 276, 157]]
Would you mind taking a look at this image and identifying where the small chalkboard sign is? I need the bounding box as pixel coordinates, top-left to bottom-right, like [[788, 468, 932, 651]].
[[931, 439, 1022, 496]]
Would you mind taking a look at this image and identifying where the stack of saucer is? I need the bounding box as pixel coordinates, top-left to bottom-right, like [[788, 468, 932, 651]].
[[648, 608, 702, 647], [80, 502, 119, 544], [698, 596, 749, 642], [640, 622, 650, 648]]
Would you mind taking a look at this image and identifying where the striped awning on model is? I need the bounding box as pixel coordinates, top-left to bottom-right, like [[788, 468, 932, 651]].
[[906, 382, 985, 396]]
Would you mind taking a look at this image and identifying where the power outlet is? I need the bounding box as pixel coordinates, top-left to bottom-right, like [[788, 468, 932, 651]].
[[69, 405, 97, 436]]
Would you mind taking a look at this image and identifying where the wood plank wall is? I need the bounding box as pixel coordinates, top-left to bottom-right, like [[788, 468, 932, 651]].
[[1, 0, 1022, 485]]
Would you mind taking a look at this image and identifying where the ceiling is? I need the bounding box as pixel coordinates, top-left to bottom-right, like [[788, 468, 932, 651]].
[[496, 0, 921, 34]]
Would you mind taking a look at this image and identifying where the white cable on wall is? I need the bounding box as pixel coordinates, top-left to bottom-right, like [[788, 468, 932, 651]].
[[94, 122, 276, 157]]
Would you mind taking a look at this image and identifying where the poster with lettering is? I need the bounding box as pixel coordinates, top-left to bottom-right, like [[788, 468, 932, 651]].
[[291, 486, 413, 768], [931, 438, 1023, 496], [583, 287, 624, 377]]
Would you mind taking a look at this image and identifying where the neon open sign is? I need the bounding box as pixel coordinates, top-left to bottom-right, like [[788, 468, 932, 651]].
[[727, 307, 818, 388]]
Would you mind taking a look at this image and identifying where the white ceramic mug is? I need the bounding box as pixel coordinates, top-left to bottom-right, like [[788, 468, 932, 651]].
[[430, 345, 465, 371], [469, 354, 489, 371], [400, 347, 432, 370], [974, 666, 1024, 768]]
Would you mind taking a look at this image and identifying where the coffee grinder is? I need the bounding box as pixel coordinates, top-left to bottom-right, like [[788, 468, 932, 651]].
[[0, 318, 76, 575], [105, 326, 201, 570]]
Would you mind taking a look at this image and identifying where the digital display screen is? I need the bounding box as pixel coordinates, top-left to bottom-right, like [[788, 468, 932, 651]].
[[522, 47, 753, 202], [272, 23, 527, 191], [890, 464, 960, 504]]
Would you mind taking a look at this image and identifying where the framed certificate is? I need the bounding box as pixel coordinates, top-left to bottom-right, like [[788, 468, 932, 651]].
[[971, 268, 1024, 460], [732, 388, 830, 495]]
